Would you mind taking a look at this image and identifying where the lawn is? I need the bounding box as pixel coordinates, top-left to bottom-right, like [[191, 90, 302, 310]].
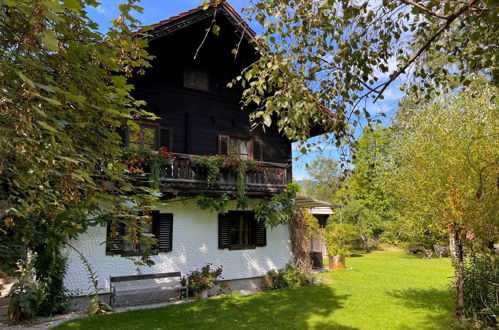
[[56, 251, 457, 330]]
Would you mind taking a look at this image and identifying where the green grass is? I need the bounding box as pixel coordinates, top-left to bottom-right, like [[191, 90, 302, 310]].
[[56, 251, 457, 330]]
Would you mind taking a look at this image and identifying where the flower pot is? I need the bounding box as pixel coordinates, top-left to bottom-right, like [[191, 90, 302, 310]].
[[200, 289, 209, 299], [329, 255, 346, 270]]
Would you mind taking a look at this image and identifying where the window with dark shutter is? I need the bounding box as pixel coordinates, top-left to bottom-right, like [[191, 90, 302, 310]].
[[106, 220, 126, 255], [158, 127, 173, 151], [254, 219, 267, 247], [152, 212, 173, 252], [219, 211, 266, 249], [218, 213, 231, 249], [253, 138, 263, 162], [218, 135, 230, 155]]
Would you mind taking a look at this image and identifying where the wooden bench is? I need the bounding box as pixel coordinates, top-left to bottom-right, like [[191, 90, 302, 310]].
[[109, 272, 188, 308]]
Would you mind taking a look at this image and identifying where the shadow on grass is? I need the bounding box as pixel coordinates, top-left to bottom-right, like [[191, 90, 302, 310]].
[[388, 288, 455, 329], [56, 284, 356, 330], [349, 253, 364, 258]]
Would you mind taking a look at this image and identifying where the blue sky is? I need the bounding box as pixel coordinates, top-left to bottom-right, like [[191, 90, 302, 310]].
[[88, 0, 403, 180]]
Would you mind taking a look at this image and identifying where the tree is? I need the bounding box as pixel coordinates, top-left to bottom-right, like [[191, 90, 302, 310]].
[[301, 156, 341, 202], [0, 0, 157, 317], [390, 77, 498, 316], [333, 127, 396, 251], [236, 0, 497, 148]]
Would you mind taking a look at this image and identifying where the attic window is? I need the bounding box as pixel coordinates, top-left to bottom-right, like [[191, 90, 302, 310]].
[[184, 68, 209, 91]]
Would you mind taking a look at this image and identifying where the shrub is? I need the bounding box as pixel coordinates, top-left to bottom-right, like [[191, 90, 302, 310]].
[[262, 263, 316, 290], [181, 263, 231, 298], [33, 246, 70, 316], [323, 223, 358, 257], [7, 261, 43, 324], [461, 254, 498, 328]]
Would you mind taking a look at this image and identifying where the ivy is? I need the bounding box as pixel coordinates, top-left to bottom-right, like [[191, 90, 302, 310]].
[[195, 182, 300, 228]]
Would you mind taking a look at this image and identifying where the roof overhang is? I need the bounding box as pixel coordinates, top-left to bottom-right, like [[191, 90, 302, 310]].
[[295, 195, 340, 209], [144, 1, 257, 45]]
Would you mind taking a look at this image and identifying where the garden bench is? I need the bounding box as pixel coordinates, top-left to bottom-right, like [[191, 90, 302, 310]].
[[109, 271, 188, 308]]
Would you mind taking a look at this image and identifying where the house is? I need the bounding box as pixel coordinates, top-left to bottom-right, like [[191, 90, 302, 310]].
[[62, 2, 330, 307]]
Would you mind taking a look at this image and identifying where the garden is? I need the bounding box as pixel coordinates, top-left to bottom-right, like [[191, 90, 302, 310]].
[[55, 251, 456, 330]]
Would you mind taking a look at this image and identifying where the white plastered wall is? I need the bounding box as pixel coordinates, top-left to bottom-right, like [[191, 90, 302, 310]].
[[62, 199, 292, 295]]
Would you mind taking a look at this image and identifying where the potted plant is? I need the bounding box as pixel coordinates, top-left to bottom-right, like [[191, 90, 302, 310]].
[[181, 263, 231, 299], [323, 223, 357, 270]]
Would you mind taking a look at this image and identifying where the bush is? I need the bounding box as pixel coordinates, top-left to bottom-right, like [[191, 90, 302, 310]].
[[181, 263, 231, 298], [323, 223, 358, 257], [461, 254, 498, 328], [7, 261, 43, 324], [33, 246, 70, 316], [262, 263, 316, 290]]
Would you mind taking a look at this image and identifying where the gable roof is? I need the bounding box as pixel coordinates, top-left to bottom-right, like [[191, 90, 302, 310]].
[[145, 1, 256, 44]]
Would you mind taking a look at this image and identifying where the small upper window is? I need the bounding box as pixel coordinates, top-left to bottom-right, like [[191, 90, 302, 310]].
[[229, 138, 249, 160], [130, 124, 156, 149], [184, 68, 209, 91]]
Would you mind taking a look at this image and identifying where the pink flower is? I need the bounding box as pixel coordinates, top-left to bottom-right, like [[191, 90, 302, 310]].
[[466, 231, 475, 240]]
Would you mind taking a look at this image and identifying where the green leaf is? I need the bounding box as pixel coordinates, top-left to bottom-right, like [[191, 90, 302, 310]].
[[37, 120, 58, 133], [212, 24, 220, 36], [43, 30, 58, 51]]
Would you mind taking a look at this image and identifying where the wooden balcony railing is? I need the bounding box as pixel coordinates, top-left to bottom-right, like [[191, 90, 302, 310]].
[[157, 153, 289, 195]]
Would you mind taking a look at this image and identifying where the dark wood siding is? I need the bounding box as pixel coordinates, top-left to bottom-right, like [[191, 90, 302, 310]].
[[130, 14, 292, 165]]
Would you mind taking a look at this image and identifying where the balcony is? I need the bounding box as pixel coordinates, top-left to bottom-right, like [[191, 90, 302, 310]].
[[132, 153, 289, 196]]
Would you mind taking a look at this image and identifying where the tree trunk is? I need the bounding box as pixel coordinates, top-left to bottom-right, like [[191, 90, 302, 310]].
[[449, 223, 465, 317], [361, 233, 370, 253]]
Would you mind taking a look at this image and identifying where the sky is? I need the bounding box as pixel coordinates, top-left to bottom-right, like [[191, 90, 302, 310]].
[[88, 0, 404, 180]]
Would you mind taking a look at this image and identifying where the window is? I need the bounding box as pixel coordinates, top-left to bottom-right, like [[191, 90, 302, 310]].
[[229, 138, 249, 160], [218, 135, 264, 161], [218, 211, 266, 250], [184, 68, 209, 92], [130, 124, 157, 149], [106, 212, 173, 256], [117, 123, 172, 151]]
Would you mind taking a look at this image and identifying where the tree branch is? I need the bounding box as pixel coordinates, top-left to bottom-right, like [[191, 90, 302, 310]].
[[400, 0, 450, 19], [374, 0, 480, 102]]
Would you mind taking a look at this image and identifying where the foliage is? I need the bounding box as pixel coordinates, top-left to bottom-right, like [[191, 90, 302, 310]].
[[390, 78, 498, 247], [333, 126, 397, 251], [195, 182, 299, 229], [120, 146, 175, 188], [0, 0, 162, 287], [237, 0, 498, 149], [180, 263, 231, 298], [54, 252, 457, 330], [262, 263, 317, 291], [254, 182, 300, 227], [67, 244, 111, 315], [32, 244, 69, 316], [323, 222, 358, 257], [195, 194, 231, 214], [389, 77, 498, 315], [193, 154, 257, 209], [461, 253, 498, 328], [7, 261, 43, 324], [301, 156, 341, 203], [302, 209, 320, 237]]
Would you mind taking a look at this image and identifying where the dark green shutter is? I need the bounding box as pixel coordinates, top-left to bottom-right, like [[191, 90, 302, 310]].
[[253, 138, 263, 161], [254, 218, 267, 247], [106, 220, 126, 254], [153, 212, 173, 252], [218, 135, 230, 155], [158, 127, 172, 151], [218, 213, 231, 249]]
